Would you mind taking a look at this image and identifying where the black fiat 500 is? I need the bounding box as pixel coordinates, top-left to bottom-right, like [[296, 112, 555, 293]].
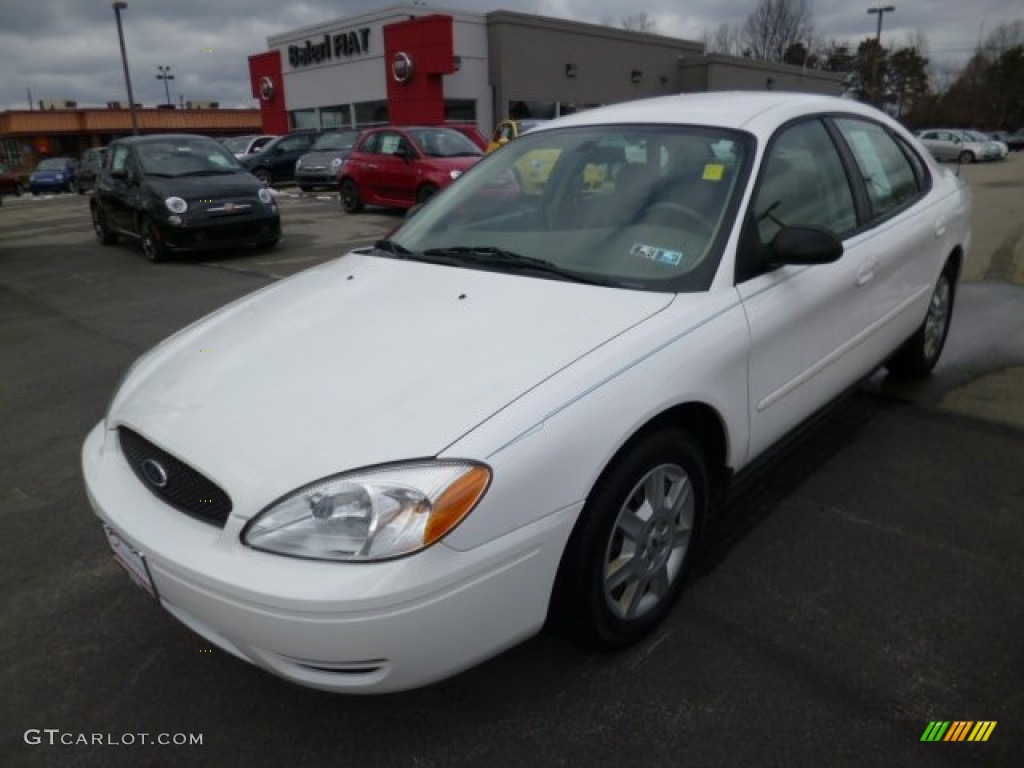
[[90, 134, 280, 262]]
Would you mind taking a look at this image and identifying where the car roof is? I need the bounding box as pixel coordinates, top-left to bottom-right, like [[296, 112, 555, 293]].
[[537, 91, 891, 137]]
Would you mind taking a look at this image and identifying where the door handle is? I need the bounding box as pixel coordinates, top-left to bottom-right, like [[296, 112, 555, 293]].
[[857, 259, 877, 286], [934, 215, 947, 238]]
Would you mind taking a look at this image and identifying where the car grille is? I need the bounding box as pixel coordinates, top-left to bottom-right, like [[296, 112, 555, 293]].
[[118, 427, 232, 527], [194, 220, 277, 242]]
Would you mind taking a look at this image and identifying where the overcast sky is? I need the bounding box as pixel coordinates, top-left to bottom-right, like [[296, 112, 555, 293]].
[[1, 0, 1020, 110]]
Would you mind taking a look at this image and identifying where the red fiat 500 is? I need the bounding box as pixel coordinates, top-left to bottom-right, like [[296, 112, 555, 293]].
[[339, 126, 483, 212]]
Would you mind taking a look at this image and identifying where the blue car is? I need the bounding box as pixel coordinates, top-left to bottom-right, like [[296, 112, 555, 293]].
[[29, 157, 77, 195]]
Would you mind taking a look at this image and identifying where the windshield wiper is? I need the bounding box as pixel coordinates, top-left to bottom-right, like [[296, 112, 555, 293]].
[[373, 239, 415, 257], [421, 246, 608, 285]]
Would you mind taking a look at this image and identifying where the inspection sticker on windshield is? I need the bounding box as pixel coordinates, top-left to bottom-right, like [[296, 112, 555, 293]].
[[631, 243, 683, 266], [702, 163, 725, 181]]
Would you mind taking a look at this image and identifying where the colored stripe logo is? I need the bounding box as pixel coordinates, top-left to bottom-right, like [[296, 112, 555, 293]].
[[921, 721, 997, 742]]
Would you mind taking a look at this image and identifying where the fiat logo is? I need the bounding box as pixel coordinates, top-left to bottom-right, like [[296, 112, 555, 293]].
[[142, 459, 169, 488], [391, 52, 413, 83], [259, 76, 275, 101]]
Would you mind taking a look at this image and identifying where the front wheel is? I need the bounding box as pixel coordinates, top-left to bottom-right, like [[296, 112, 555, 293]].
[[958, 150, 975, 164], [253, 169, 272, 186], [416, 183, 439, 205], [886, 265, 956, 378], [340, 179, 363, 213], [140, 216, 168, 262], [551, 429, 706, 649]]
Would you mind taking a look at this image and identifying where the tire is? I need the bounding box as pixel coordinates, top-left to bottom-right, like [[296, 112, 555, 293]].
[[66, 180, 75, 193], [340, 179, 363, 213], [886, 263, 956, 378], [91, 205, 117, 245], [140, 216, 168, 262], [551, 428, 707, 649], [299, 185, 313, 193], [417, 183, 439, 204], [958, 150, 975, 164], [253, 168, 272, 186]]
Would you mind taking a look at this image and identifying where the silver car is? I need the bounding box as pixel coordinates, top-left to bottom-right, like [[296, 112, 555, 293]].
[[915, 129, 999, 163], [294, 130, 360, 192]]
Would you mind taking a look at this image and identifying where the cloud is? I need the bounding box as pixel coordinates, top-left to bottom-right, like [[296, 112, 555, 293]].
[[1, 0, 1020, 110]]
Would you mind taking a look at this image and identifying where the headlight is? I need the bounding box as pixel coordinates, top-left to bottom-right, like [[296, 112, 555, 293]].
[[449, 170, 462, 181], [330, 157, 343, 168], [258, 187, 273, 205], [30, 174, 37, 182], [165, 196, 187, 214], [56, 173, 65, 181], [243, 461, 491, 561]]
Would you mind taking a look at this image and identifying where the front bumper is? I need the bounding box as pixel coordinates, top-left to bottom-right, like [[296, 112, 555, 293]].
[[30, 178, 70, 193], [156, 214, 280, 253], [295, 169, 337, 187], [82, 422, 576, 693]]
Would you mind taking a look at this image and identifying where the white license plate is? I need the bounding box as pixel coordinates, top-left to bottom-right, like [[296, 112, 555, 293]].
[[103, 524, 158, 601]]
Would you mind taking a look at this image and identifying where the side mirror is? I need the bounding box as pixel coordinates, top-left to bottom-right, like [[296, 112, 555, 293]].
[[769, 226, 843, 268]]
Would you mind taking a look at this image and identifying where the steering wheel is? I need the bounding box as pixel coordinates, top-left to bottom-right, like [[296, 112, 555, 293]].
[[641, 201, 714, 237]]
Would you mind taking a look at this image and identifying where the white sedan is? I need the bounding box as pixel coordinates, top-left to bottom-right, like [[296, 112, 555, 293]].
[[83, 92, 971, 693]]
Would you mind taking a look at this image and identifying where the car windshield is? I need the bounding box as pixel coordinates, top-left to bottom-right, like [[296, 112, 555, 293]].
[[408, 128, 482, 158], [222, 136, 256, 154], [312, 131, 357, 151], [963, 130, 988, 142], [391, 124, 752, 292], [37, 158, 69, 170], [137, 139, 242, 176]]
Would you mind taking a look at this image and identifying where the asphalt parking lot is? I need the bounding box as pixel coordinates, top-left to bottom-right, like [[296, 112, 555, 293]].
[[1, 161, 1022, 767]]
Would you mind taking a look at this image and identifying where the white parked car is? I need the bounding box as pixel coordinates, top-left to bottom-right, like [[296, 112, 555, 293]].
[[915, 128, 1001, 163], [84, 92, 971, 694]]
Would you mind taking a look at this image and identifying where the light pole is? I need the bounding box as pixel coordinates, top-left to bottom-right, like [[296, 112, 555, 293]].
[[867, 5, 895, 106], [112, 1, 138, 134], [156, 65, 175, 107]]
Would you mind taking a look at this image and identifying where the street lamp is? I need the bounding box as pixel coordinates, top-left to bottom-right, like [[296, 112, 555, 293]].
[[867, 5, 895, 106], [112, 1, 138, 135], [156, 65, 175, 107]]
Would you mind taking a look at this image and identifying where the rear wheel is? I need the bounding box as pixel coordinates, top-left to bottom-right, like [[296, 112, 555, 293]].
[[253, 168, 272, 186], [957, 150, 975, 164], [140, 216, 168, 262], [886, 263, 956, 378], [340, 179, 363, 213], [91, 205, 117, 245], [551, 428, 706, 649]]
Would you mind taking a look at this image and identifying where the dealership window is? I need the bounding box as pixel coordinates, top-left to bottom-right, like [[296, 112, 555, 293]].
[[320, 105, 352, 129], [444, 100, 476, 123], [290, 109, 318, 130], [354, 100, 389, 128], [507, 100, 602, 119]]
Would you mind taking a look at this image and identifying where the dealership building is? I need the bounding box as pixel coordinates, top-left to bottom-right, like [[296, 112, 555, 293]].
[[248, 5, 844, 137]]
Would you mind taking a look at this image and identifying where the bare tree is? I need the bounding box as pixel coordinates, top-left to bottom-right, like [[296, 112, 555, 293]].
[[621, 13, 658, 34], [706, 22, 743, 56], [741, 0, 815, 63]]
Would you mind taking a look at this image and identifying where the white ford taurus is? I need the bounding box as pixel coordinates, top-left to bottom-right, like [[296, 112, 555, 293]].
[[83, 92, 971, 693]]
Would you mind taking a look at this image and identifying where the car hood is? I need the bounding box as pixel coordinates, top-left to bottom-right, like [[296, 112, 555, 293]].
[[299, 150, 350, 165], [424, 156, 481, 172], [110, 253, 672, 515], [33, 169, 71, 178], [144, 173, 261, 200]]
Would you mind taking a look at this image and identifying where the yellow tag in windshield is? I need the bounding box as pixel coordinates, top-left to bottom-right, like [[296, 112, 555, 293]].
[[703, 164, 724, 181]]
